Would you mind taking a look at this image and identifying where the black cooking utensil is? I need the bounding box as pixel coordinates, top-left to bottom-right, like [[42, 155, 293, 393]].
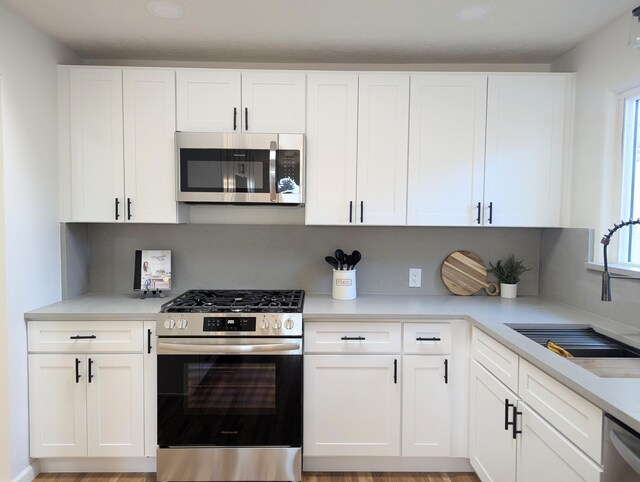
[[351, 250, 362, 269], [335, 249, 346, 270], [325, 256, 340, 270], [345, 254, 354, 269]]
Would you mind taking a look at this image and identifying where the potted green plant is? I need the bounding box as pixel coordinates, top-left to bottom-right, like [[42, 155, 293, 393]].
[[489, 254, 531, 299]]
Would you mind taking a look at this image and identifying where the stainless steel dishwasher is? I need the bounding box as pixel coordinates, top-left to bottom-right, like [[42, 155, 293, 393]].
[[603, 414, 640, 481]]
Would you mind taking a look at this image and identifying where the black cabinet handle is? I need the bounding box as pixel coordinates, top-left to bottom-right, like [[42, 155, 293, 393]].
[[147, 328, 153, 354], [341, 336, 365, 341], [233, 107, 237, 131], [360, 201, 364, 223], [70, 335, 96, 340], [115, 198, 120, 220], [75, 358, 81, 383], [444, 359, 449, 384], [505, 398, 515, 430], [513, 406, 522, 439], [349, 201, 353, 223], [88, 358, 94, 383], [475, 202, 481, 224], [416, 337, 441, 342], [393, 359, 398, 384], [245, 107, 249, 131], [127, 198, 132, 220], [488, 201, 493, 224]]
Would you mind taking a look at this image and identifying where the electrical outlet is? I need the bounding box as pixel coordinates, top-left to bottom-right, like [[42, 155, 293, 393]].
[[409, 268, 422, 288]]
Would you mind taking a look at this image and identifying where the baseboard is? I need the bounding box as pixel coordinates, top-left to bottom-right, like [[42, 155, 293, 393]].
[[12, 461, 40, 482], [38, 458, 156, 473], [303, 456, 473, 472]]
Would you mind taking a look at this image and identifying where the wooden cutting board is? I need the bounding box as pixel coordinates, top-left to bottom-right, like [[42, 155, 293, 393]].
[[441, 251, 499, 296]]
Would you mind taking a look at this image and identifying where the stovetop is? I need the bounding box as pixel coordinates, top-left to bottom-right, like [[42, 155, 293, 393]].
[[160, 289, 305, 313]]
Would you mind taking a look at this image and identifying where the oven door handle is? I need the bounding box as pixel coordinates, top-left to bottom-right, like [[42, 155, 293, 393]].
[[158, 341, 301, 354]]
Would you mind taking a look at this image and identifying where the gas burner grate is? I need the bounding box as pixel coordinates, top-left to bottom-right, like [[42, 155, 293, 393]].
[[161, 289, 305, 313]]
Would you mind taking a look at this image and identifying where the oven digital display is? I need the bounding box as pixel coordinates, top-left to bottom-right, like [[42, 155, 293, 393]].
[[203, 317, 256, 332]]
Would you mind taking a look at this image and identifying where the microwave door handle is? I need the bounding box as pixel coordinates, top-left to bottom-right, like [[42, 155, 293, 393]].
[[269, 141, 277, 203]]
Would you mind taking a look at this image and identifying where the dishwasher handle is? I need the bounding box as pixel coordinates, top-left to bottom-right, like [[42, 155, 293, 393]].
[[610, 429, 640, 476]]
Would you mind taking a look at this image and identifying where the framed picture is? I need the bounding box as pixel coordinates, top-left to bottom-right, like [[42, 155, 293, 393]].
[[134, 250, 172, 292]]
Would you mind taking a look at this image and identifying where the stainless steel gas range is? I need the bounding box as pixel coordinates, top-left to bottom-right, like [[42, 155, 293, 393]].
[[156, 289, 304, 482]]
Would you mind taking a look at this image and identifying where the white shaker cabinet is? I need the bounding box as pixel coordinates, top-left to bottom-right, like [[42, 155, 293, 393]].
[[64, 67, 180, 223], [176, 70, 306, 133], [356, 74, 410, 225], [303, 354, 401, 456], [305, 73, 358, 225], [28, 321, 146, 459], [143, 320, 157, 457], [305, 73, 410, 225], [407, 74, 488, 226], [484, 74, 571, 227]]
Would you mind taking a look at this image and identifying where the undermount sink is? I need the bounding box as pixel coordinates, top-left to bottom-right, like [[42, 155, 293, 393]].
[[508, 325, 640, 378]]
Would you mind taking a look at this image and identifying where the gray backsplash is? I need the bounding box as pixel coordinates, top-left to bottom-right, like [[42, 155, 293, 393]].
[[539, 228, 640, 328], [74, 224, 542, 297]]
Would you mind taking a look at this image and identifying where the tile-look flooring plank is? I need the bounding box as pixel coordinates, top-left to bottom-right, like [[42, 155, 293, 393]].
[[36, 473, 480, 482]]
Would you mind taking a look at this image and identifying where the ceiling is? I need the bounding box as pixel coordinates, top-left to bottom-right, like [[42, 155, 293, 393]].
[[4, 0, 639, 64]]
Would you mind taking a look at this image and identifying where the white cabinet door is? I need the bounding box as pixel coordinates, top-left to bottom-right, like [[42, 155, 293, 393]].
[[517, 403, 602, 482], [356, 74, 409, 225], [241, 71, 306, 133], [407, 74, 487, 226], [304, 354, 401, 456], [86, 354, 144, 457], [469, 360, 518, 482], [484, 74, 569, 227], [176, 70, 241, 132], [402, 355, 451, 456], [305, 73, 358, 225], [143, 321, 157, 457], [29, 354, 87, 457], [69, 68, 124, 222], [123, 69, 178, 223]]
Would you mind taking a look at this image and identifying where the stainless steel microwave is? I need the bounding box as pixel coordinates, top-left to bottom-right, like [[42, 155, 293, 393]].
[[176, 132, 305, 204]]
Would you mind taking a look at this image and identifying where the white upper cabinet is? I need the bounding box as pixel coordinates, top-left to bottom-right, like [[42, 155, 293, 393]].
[[305, 73, 358, 225], [69, 68, 124, 222], [356, 74, 410, 225], [65, 67, 180, 223], [241, 71, 306, 133], [484, 74, 570, 227], [176, 70, 306, 133], [176, 70, 241, 132], [407, 74, 488, 226], [123, 69, 177, 223]]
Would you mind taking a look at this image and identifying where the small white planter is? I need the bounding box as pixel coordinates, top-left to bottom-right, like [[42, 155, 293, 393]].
[[500, 283, 518, 299]]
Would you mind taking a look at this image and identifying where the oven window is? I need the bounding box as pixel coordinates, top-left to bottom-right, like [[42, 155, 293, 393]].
[[186, 362, 276, 415]]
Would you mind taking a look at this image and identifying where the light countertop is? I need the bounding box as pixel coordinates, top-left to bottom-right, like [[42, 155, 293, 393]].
[[25, 292, 640, 434]]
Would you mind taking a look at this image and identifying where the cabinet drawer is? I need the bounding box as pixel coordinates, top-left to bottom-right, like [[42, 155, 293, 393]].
[[403, 322, 452, 354], [518, 359, 602, 464], [28, 321, 144, 353], [304, 322, 401, 353], [471, 327, 519, 393]]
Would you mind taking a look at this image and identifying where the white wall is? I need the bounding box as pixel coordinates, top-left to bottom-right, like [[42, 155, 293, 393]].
[[0, 2, 80, 480], [551, 13, 640, 239]]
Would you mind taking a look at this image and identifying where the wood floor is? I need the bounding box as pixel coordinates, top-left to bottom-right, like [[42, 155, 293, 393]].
[[35, 472, 480, 482]]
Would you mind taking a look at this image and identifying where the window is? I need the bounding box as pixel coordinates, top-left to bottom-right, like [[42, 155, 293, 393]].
[[619, 88, 640, 265]]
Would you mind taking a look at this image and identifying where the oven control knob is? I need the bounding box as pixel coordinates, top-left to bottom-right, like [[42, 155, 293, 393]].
[[163, 318, 175, 330], [177, 317, 188, 330], [261, 318, 270, 331], [274, 318, 282, 330], [284, 318, 295, 330]]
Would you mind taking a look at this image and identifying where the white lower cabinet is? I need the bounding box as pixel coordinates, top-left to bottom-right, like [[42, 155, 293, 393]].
[[303, 354, 401, 456], [143, 320, 157, 457], [402, 355, 451, 456], [29, 353, 144, 458], [469, 328, 603, 482], [28, 321, 146, 459]]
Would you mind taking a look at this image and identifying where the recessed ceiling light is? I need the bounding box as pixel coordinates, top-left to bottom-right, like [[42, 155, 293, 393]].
[[455, 5, 492, 22], [147, 2, 184, 20]]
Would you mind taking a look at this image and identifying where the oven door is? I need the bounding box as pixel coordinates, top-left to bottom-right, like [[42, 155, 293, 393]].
[[157, 338, 302, 448]]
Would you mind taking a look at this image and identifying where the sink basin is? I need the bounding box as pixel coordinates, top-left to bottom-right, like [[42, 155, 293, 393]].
[[509, 326, 640, 358]]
